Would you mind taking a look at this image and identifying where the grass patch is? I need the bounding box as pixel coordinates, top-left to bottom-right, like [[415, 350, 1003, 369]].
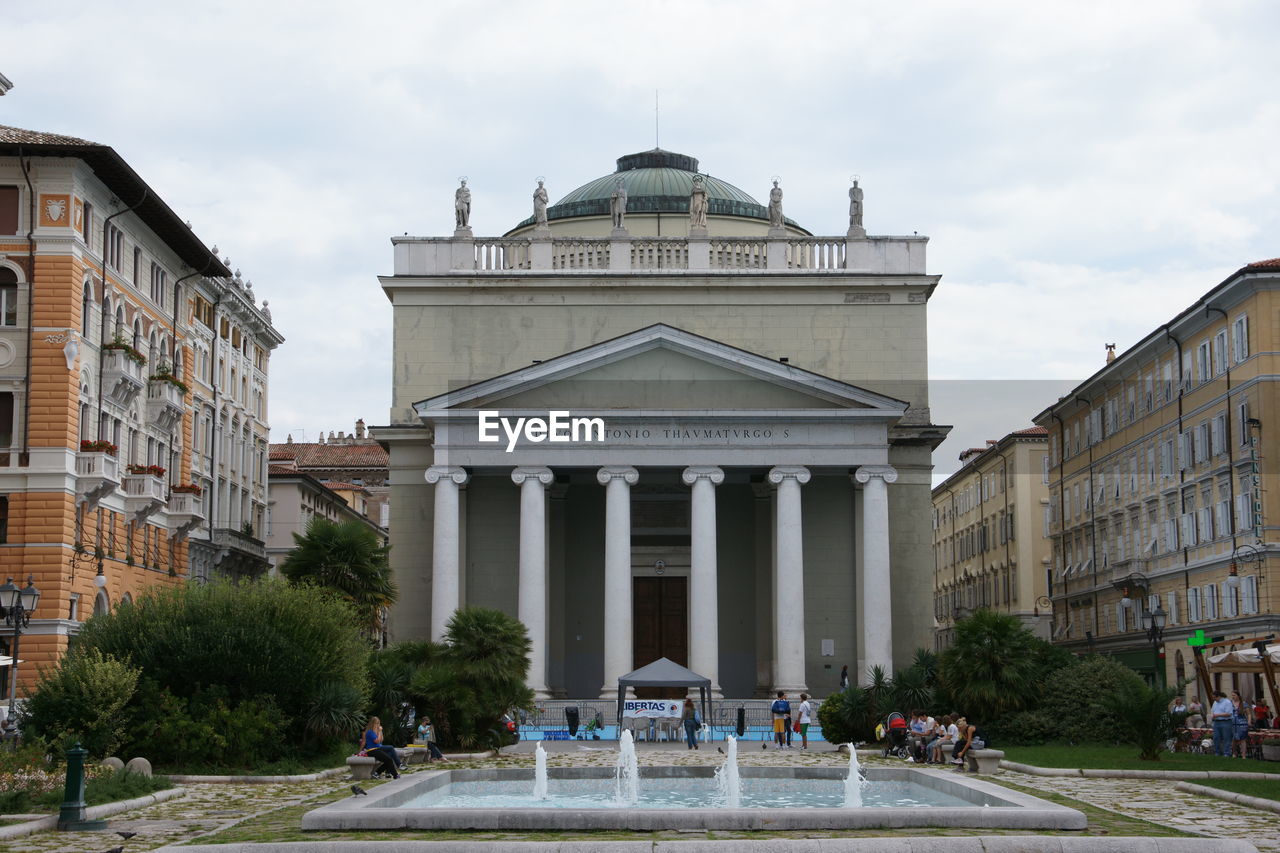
[[1003, 744, 1280, 774], [1193, 778, 1280, 802], [0, 769, 171, 814]]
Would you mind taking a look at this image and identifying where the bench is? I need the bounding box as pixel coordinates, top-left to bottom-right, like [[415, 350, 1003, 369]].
[[963, 748, 1004, 774], [346, 756, 378, 780]]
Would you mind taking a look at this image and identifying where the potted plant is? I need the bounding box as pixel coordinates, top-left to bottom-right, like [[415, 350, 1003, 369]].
[[102, 333, 147, 367], [126, 464, 166, 477], [79, 439, 118, 456], [171, 483, 203, 496], [148, 365, 190, 395], [1262, 736, 1280, 761]]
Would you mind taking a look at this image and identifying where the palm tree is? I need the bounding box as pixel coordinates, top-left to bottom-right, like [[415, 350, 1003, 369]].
[[938, 609, 1039, 720], [280, 516, 395, 638]]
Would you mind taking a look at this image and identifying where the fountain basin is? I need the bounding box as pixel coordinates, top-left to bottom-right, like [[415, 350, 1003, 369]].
[[303, 766, 1086, 831]]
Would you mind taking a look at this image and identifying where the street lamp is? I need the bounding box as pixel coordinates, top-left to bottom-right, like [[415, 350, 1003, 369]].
[[1140, 603, 1167, 688], [1, 575, 40, 739]]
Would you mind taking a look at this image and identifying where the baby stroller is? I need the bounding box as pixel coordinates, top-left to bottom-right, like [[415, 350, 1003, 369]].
[[881, 711, 910, 758]]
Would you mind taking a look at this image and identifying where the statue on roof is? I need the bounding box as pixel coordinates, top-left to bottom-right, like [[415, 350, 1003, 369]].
[[533, 180, 549, 227], [610, 177, 628, 230], [454, 179, 471, 229], [768, 179, 784, 229], [849, 179, 864, 230], [688, 174, 708, 230]]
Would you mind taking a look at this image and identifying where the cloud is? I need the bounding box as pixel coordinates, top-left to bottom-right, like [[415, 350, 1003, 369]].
[[3, 0, 1278, 442]]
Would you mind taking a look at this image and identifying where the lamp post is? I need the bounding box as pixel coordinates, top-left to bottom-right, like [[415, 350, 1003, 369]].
[[1140, 603, 1168, 688], [1, 575, 41, 741]]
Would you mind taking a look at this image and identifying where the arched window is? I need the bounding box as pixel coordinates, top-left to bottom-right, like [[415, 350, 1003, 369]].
[[81, 278, 92, 335], [94, 589, 110, 616], [114, 304, 124, 340], [148, 331, 157, 367], [0, 265, 18, 327], [132, 319, 141, 349]]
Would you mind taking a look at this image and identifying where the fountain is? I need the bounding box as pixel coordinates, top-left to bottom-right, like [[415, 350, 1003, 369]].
[[532, 742, 548, 800], [713, 735, 740, 807], [842, 743, 867, 808], [614, 729, 639, 806]]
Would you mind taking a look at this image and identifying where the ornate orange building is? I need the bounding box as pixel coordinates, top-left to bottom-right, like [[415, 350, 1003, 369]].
[[0, 125, 282, 709]]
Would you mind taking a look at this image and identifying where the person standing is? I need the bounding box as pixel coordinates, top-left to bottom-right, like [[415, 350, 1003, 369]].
[[797, 693, 812, 750], [682, 698, 700, 750], [1230, 691, 1251, 758], [770, 691, 791, 748], [839, 665, 849, 690], [1210, 691, 1234, 757]]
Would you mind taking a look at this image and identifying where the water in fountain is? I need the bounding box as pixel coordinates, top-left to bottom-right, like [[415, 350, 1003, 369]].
[[614, 729, 639, 806], [713, 735, 741, 807], [842, 743, 867, 808], [532, 742, 548, 800]]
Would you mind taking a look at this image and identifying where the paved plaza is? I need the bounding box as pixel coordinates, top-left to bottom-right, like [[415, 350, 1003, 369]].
[[0, 744, 1276, 851]]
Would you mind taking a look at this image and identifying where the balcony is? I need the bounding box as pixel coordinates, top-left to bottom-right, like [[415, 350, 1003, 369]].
[[1109, 558, 1151, 589], [75, 451, 121, 508], [146, 378, 187, 432], [166, 491, 205, 538], [194, 527, 269, 580], [122, 472, 166, 520], [102, 347, 146, 406]]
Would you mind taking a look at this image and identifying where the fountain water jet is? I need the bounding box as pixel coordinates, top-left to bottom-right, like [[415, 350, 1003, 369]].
[[713, 735, 740, 807], [843, 743, 867, 807], [532, 742, 548, 800], [614, 729, 639, 806]]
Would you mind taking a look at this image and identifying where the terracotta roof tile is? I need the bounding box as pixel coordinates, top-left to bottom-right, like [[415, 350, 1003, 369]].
[[1012, 426, 1049, 436], [1247, 257, 1280, 269], [267, 441, 388, 469], [0, 124, 100, 146], [322, 481, 369, 493]]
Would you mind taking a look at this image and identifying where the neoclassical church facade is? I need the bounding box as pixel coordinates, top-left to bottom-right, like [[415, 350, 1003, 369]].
[[375, 150, 947, 699]]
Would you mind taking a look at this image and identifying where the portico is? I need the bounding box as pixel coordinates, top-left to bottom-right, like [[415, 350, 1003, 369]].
[[415, 325, 907, 698]]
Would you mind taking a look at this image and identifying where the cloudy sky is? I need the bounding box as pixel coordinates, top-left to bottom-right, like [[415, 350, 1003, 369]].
[[4, 1, 1277, 479]]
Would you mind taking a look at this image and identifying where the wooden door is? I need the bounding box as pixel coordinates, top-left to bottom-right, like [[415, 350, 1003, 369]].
[[633, 576, 688, 699]]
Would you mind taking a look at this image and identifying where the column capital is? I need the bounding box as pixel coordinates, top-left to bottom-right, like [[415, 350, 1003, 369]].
[[511, 466, 554, 486], [767, 465, 810, 486], [853, 464, 898, 485], [596, 466, 639, 486], [681, 465, 725, 486], [425, 465, 469, 486]]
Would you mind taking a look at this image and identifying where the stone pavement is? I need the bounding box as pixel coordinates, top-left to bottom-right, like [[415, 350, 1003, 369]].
[[0, 743, 1275, 851]]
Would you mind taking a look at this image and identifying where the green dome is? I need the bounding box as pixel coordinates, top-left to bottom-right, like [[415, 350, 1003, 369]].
[[509, 149, 802, 231]]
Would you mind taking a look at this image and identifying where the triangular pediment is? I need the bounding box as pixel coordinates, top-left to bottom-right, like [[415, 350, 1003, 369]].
[[414, 325, 907, 415]]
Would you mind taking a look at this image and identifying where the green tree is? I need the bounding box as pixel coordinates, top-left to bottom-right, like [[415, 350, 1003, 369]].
[[1106, 678, 1182, 760], [280, 516, 395, 638], [408, 607, 534, 749], [20, 649, 139, 758], [938, 609, 1043, 721], [1039, 655, 1148, 744]]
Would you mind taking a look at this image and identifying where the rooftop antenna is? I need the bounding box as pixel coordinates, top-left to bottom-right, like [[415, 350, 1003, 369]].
[[655, 89, 660, 149]]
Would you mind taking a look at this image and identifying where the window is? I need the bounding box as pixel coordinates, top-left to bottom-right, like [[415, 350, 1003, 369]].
[[105, 223, 123, 270], [1195, 342, 1210, 384], [1182, 351, 1193, 391], [1203, 584, 1218, 620], [1238, 400, 1251, 446], [1233, 314, 1249, 363], [1235, 492, 1252, 533], [1211, 413, 1226, 457], [1221, 580, 1237, 619], [1188, 587, 1201, 621], [0, 186, 18, 235], [1213, 331, 1227, 376], [1241, 575, 1259, 614], [150, 262, 167, 307], [1117, 602, 1128, 633], [133, 246, 142, 283], [83, 202, 94, 249], [1166, 590, 1179, 625], [0, 267, 17, 326]]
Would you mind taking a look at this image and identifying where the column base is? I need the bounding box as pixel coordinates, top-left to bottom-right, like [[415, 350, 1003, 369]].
[[772, 682, 808, 695]]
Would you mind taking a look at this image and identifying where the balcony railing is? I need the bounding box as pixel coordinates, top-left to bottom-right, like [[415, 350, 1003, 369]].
[[122, 472, 167, 520], [393, 232, 928, 276], [146, 379, 186, 432], [210, 527, 267, 562], [167, 492, 205, 537], [102, 349, 146, 406], [75, 451, 121, 507]]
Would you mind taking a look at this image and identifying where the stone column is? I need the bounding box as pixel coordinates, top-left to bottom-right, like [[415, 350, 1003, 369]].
[[682, 466, 724, 695], [597, 466, 639, 698], [855, 465, 897, 678], [768, 465, 810, 693], [425, 466, 469, 642], [512, 466, 554, 699]]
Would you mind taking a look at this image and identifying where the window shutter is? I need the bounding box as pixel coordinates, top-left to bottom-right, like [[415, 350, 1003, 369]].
[[1189, 587, 1201, 621], [1166, 590, 1179, 625], [1204, 584, 1217, 620], [1242, 576, 1258, 614]]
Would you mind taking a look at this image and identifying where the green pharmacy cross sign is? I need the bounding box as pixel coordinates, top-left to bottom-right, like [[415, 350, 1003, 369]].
[[1187, 630, 1210, 647]]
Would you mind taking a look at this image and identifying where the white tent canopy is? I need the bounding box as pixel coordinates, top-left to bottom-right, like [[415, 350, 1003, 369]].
[[1207, 644, 1280, 673]]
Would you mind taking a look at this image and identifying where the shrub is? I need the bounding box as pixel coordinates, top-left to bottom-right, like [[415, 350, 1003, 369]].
[[406, 607, 533, 749], [1038, 656, 1147, 744], [816, 686, 878, 745], [57, 578, 368, 768], [986, 709, 1058, 746], [1106, 679, 1183, 760], [20, 649, 139, 757]]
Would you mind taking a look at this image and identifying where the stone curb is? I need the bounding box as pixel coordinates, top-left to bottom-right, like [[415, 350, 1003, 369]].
[[1176, 780, 1280, 815], [1000, 759, 1278, 781], [0, 786, 186, 841], [162, 839, 1260, 852]]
